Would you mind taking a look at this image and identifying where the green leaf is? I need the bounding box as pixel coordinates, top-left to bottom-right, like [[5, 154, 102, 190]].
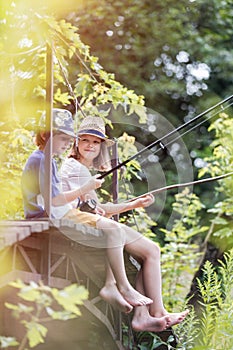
[[129, 104, 147, 123], [18, 288, 41, 302], [46, 307, 76, 320], [51, 284, 88, 315], [211, 216, 228, 225], [0, 336, 19, 348], [54, 88, 72, 105], [5, 302, 34, 314], [138, 345, 149, 350], [213, 227, 232, 238], [9, 280, 26, 289], [26, 322, 48, 348], [4, 302, 19, 311]]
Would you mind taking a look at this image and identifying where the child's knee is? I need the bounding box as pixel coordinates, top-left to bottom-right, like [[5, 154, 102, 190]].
[[148, 240, 160, 258], [97, 217, 119, 230]]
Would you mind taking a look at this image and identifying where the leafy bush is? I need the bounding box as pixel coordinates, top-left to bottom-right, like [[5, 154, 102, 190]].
[[0, 280, 88, 349], [123, 250, 233, 350], [0, 127, 35, 219], [193, 249, 233, 349], [160, 189, 207, 309]]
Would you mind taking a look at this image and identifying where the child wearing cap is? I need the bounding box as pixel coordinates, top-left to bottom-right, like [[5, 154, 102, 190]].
[[60, 116, 189, 332], [21, 109, 103, 220], [21, 109, 156, 316]]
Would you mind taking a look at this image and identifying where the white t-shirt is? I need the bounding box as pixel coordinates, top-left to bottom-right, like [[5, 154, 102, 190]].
[[60, 157, 92, 208]]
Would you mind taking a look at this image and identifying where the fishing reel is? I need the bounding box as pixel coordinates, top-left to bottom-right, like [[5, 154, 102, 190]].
[[79, 198, 97, 213]]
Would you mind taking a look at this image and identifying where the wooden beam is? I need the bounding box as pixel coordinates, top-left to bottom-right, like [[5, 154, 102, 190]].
[[0, 270, 70, 289], [44, 42, 53, 218], [41, 233, 51, 285]]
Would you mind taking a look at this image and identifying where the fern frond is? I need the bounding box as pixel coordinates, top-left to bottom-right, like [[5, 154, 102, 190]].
[[194, 251, 233, 348], [175, 306, 199, 350]]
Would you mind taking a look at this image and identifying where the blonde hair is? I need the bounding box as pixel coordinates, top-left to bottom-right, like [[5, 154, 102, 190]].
[[69, 139, 112, 172]]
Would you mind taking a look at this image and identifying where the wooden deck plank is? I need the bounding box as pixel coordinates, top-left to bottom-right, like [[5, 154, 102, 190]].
[[0, 226, 31, 249], [51, 218, 103, 236], [0, 220, 50, 231], [0, 219, 103, 250]]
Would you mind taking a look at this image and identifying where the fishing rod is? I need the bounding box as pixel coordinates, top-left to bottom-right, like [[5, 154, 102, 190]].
[[98, 94, 233, 179], [126, 171, 233, 202]]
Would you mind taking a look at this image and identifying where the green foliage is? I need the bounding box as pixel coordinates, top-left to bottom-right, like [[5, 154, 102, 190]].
[[117, 132, 142, 181], [73, 0, 233, 116], [70, 0, 233, 218], [174, 249, 233, 350], [0, 1, 148, 220], [1, 3, 233, 350], [200, 112, 233, 180], [122, 323, 168, 350], [199, 112, 233, 250], [1, 1, 147, 120], [0, 279, 88, 349], [194, 250, 233, 349], [160, 189, 207, 308], [112, 131, 158, 238], [136, 332, 175, 350], [131, 250, 233, 350], [0, 337, 19, 349], [174, 306, 200, 350], [0, 127, 35, 219]]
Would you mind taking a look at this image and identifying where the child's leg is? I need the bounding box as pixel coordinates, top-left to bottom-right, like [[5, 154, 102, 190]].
[[96, 216, 153, 307], [64, 210, 152, 307], [99, 261, 133, 313], [121, 224, 189, 326], [132, 269, 169, 332]]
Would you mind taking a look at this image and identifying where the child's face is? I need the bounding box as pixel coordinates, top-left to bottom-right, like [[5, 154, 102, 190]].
[[52, 133, 73, 155], [78, 134, 102, 161]]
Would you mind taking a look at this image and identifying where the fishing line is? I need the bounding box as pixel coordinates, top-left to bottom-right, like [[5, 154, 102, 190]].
[[50, 30, 233, 183], [52, 34, 233, 194], [98, 95, 233, 179], [99, 97, 233, 217], [50, 34, 233, 195], [162, 100, 233, 149], [136, 98, 233, 167], [54, 31, 99, 84], [53, 46, 88, 118], [126, 171, 233, 202]]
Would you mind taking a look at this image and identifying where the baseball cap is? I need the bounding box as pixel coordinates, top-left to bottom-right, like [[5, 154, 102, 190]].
[[40, 108, 76, 138]]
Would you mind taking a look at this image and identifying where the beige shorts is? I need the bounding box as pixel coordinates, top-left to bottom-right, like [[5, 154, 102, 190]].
[[63, 208, 100, 228]]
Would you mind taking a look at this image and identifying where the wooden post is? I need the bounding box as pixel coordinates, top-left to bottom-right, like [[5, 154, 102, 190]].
[[44, 42, 53, 218], [111, 139, 119, 222], [41, 232, 51, 285], [111, 139, 123, 342]]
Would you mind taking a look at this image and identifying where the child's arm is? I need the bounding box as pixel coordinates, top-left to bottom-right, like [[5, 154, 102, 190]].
[[99, 194, 154, 216], [52, 175, 103, 206]]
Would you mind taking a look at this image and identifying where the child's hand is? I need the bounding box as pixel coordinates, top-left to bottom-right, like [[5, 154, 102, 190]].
[[81, 174, 104, 195], [89, 174, 104, 190], [134, 194, 154, 208], [95, 206, 106, 216]]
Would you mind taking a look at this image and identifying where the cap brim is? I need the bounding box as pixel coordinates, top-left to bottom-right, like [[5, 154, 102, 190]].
[[78, 130, 115, 147], [62, 130, 76, 138]]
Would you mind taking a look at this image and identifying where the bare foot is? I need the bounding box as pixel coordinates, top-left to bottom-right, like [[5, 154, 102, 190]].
[[165, 309, 189, 327], [119, 285, 153, 307], [132, 312, 169, 332], [99, 283, 133, 314]]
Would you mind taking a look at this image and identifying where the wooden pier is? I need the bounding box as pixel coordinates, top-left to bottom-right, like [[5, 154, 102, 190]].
[[0, 219, 137, 350]]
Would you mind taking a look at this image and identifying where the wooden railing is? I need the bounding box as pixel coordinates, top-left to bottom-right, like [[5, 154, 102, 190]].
[[0, 219, 138, 349]]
